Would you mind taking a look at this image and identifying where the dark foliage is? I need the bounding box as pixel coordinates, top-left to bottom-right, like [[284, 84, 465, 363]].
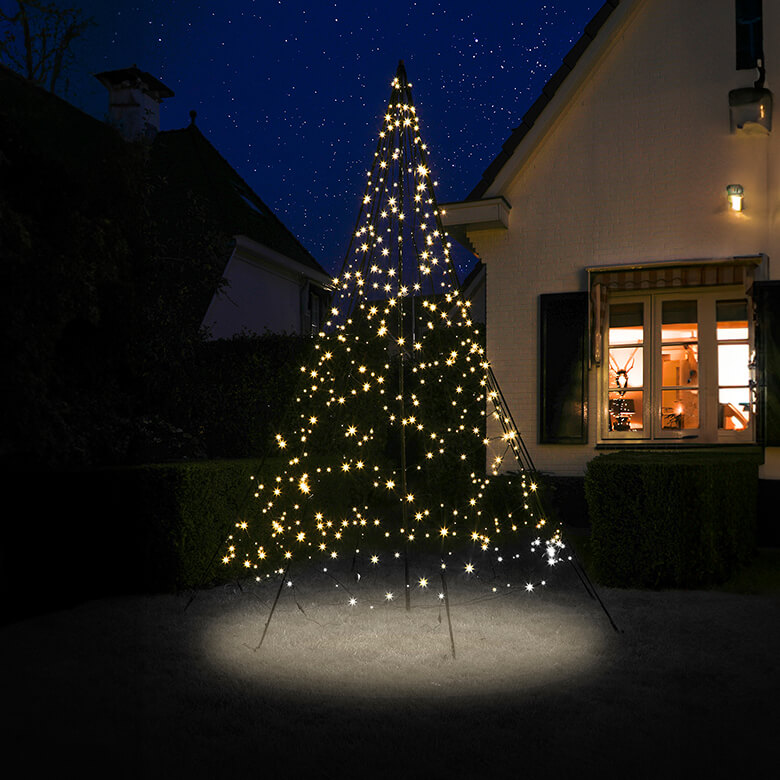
[[0, 70, 306, 466], [184, 333, 314, 459], [585, 451, 759, 588]]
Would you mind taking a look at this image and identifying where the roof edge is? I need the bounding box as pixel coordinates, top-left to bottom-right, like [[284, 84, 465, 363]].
[[467, 0, 628, 201], [233, 234, 334, 287]]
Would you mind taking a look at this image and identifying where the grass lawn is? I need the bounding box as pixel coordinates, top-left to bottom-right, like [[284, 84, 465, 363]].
[[3, 535, 777, 779]]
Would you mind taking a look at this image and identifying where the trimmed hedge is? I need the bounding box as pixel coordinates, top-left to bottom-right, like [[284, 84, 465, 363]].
[[116, 459, 267, 592], [2, 459, 268, 623], [584, 451, 759, 589]]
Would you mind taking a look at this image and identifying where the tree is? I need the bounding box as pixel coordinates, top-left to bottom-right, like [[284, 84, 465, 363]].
[[222, 62, 563, 599], [0, 66, 229, 467], [0, 1, 94, 94]]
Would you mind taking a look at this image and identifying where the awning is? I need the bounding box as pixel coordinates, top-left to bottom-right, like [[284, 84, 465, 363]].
[[588, 256, 764, 364]]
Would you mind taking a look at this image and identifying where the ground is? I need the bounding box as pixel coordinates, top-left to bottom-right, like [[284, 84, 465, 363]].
[[2, 548, 777, 778]]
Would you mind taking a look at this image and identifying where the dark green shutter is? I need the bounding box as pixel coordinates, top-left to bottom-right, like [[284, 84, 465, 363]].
[[754, 281, 780, 445], [538, 292, 588, 443]]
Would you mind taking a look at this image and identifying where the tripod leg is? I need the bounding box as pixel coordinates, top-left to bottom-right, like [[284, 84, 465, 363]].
[[253, 561, 291, 651], [440, 569, 456, 660]]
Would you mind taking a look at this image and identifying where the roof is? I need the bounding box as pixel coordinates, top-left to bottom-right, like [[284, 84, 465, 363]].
[[0, 62, 324, 277], [0, 62, 128, 172], [467, 0, 622, 200], [150, 122, 325, 275]]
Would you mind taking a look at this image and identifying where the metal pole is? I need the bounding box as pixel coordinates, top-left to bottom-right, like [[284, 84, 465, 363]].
[[252, 561, 291, 651], [440, 569, 456, 660]]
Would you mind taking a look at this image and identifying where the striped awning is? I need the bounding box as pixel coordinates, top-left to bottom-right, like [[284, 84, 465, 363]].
[[588, 256, 764, 364]]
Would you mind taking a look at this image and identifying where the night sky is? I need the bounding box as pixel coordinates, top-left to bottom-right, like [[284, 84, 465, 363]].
[[64, 1, 597, 276]]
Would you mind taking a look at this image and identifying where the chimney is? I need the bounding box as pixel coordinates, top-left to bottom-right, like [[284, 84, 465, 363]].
[[94, 65, 174, 142]]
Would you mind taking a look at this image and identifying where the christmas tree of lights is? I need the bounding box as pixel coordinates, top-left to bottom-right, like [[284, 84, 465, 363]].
[[223, 62, 564, 603]]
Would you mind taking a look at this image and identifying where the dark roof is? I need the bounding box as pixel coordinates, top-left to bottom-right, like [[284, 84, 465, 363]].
[[151, 123, 325, 274], [0, 63, 127, 171], [468, 0, 621, 200], [0, 63, 324, 276]]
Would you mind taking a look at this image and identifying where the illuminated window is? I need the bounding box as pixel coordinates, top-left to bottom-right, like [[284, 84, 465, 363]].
[[607, 302, 644, 433], [660, 300, 699, 431], [602, 290, 754, 443], [717, 300, 751, 431]]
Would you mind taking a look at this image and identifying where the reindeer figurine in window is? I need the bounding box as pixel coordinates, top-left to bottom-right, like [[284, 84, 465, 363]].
[[609, 349, 637, 431]]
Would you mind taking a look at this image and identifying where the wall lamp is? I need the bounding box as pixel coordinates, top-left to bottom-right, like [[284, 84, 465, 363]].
[[726, 184, 744, 211]]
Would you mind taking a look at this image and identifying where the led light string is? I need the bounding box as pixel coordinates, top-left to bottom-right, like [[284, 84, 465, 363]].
[[222, 61, 567, 616]]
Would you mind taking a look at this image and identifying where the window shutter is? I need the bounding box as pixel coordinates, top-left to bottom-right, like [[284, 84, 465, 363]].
[[538, 292, 588, 444], [755, 281, 780, 445]]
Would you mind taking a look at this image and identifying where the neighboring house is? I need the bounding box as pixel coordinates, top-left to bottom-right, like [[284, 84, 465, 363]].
[[442, 0, 780, 487], [94, 66, 331, 338]]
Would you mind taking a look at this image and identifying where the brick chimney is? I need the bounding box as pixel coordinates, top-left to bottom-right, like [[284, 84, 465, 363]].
[[94, 65, 174, 142]]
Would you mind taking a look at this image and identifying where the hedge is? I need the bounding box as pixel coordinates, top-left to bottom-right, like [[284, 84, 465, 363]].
[[2, 459, 272, 622], [584, 450, 759, 589], [116, 459, 269, 592]]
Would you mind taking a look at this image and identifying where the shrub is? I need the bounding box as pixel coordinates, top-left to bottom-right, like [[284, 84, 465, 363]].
[[3, 459, 268, 616], [115, 459, 271, 591], [584, 450, 759, 588]]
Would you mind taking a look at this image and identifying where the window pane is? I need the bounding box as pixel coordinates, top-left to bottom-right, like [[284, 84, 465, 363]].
[[661, 389, 699, 429], [719, 388, 751, 430], [661, 344, 699, 387], [608, 390, 643, 431], [662, 300, 697, 341], [718, 343, 750, 386], [609, 346, 643, 387], [717, 300, 748, 340], [609, 302, 643, 345]]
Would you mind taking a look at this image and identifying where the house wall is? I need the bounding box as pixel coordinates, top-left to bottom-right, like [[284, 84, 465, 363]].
[[468, 0, 780, 477], [202, 248, 305, 338]]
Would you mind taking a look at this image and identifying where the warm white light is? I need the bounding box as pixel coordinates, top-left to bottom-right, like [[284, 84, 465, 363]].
[[220, 62, 563, 610], [726, 184, 744, 212]]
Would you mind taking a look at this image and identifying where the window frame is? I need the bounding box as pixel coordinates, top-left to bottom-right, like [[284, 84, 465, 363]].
[[598, 286, 755, 445]]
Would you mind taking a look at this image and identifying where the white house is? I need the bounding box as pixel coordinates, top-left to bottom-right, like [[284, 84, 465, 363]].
[[442, 0, 780, 488]]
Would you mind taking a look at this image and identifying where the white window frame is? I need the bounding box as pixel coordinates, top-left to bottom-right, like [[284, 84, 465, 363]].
[[599, 285, 755, 445]]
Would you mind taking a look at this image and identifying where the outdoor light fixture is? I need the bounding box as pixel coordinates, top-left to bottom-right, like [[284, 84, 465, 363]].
[[726, 184, 744, 212]]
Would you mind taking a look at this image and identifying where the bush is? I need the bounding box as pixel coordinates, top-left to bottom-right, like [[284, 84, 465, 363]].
[[1, 459, 268, 623], [179, 332, 313, 460], [121, 459, 270, 591], [584, 450, 759, 588]]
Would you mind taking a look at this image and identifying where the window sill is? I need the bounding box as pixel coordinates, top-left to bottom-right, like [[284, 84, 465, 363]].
[[595, 441, 761, 453]]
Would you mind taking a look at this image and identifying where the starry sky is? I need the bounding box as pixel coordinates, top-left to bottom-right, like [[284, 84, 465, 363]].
[[63, 1, 597, 277]]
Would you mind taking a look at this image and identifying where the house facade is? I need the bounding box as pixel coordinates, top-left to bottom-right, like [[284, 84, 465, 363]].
[[443, 0, 780, 487]]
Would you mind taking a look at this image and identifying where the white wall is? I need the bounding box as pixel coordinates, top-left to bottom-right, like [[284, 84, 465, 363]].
[[468, 0, 779, 476], [202, 249, 304, 338]]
